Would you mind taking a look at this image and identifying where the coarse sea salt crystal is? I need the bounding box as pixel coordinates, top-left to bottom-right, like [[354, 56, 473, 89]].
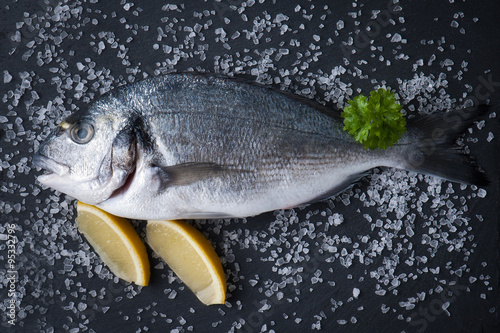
[[4, 70, 12, 83], [477, 189, 487, 198], [391, 33, 402, 43]]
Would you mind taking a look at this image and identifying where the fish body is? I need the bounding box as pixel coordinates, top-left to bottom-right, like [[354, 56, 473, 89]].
[[34, 74, 487, 220]]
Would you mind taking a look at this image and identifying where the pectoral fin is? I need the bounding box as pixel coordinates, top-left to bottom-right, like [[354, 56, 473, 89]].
[[151, 162, 230, 190]]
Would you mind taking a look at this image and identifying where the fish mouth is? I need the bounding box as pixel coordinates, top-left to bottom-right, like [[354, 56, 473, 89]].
[[33, 153, 70, 177]]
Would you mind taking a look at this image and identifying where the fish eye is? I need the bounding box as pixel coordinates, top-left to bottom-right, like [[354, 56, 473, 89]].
[[70, 122, 94, 144]]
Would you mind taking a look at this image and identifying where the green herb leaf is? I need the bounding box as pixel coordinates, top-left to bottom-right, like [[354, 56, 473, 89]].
[[341, 88, 406, 150]]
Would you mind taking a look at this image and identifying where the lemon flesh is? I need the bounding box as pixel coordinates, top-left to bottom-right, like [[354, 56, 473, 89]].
[[146, 220, 226, 305], [76, 201, 150, 286]]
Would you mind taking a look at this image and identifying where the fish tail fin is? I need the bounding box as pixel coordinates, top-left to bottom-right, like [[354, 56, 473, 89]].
[[402, 105, 489, 186]]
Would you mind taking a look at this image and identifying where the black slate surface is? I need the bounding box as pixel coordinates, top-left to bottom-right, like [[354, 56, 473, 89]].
[[1, 1, 499, 332]]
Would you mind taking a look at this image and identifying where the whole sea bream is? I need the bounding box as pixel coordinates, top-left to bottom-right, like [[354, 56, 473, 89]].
[[34, 73, 487, 220]]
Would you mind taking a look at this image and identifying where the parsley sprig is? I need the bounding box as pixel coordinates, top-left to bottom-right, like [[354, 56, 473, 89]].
[[342, 88, 406, 150]]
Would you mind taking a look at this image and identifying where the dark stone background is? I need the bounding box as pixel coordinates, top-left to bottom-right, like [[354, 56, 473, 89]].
[[1, 1, 499, 332]]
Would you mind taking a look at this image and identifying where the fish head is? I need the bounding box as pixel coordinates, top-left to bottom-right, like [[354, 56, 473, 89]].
[[34, 99, 136, 205]]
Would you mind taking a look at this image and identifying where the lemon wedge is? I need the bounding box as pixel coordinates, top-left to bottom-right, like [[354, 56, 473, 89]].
[[76, 201, 150, 286], [146, 220, 226, 305]]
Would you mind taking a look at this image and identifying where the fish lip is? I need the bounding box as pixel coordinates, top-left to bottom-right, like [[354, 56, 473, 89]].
[[33, 153, 70, 176]]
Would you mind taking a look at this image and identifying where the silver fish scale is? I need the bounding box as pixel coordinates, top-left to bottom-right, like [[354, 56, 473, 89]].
[[137, 76, 365, 165], [127, 74, 347, 137], [111, 74, 388, 218]]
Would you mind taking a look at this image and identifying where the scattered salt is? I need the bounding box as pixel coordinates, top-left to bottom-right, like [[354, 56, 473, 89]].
[[353, 288, 360, 298], [0, 2, 495, 332]]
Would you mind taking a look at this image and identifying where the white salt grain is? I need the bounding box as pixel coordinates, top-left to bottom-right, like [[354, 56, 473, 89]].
[[391, 33, 402, 43], [4, 70, 12, 83]]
